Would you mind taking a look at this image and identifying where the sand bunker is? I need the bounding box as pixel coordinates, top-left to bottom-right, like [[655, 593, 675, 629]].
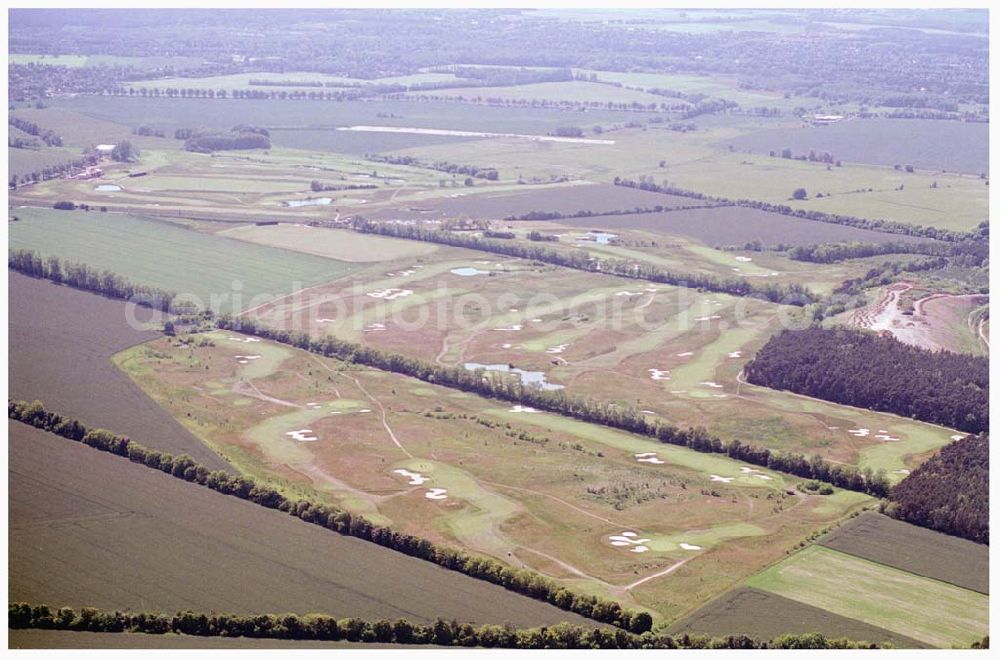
[[367, 288, 413, 300], [364, 322, 386, 332], [874, 433, 901, 442], [679, 543, 702, 550], [740, 466, 774, 480], [425, 488, 449, 500], [700, 381, 724, 388], [495, 324, 523, 331], [317, 318, 335, 323], [695, 315, 722, 322], [531, 318, 543, 323], [676, 351, 694, 357], [727, 351, 743, 358], [285, 429, 318, 442], [710, 475, 734, 483], [951, 434, 965, 441], [609, 531, 651, 553], [502, 343, 513, 349], [228, 337, 261, 343], [635, 452, 665, 465], [394, 468, 429, 485], [648, 368, 671, 381], [711, 394, 729, 399], [847, 428, 871, 437], [894, 469, 911, 475], [641, 410, 656, 415], [616, 291, 643, 297], [735, 256, 753, 263], [509, 405, 539, 413], [546, 344, 569, 354]]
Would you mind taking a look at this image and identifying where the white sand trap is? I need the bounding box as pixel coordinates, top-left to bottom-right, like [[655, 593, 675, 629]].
[[509, 404, 539, 413], [648, 368, 671, 381], [228, 337, 261, 343], [710, 475, 734, 483], [644, 286, 658, 292], [509, 308, 519, 313], [847, 428, 870, 437], [609, 532, 650, 553], [495, 324, 523, 331], [695, 315, 722, 322], [753, 474, 774, 480], [630, 547, 649, 553], [285, 429, 318, 442], [669, 390, 686, 394], [399, 269, 416, 276], [679, 543, 702, 550], [732, 268, 741, 272], [635, 452, 665, 465], [894, 469, 911, 475], [634, 452, 657, 459], [711, 394, 728, 398], [727, 351, 742, 358], [475, 260, 490, 264], [874, 434, 901, 442], [546, 344, 569, 354], [317, 318, 335, 323], [951, 434, 964, 441], [641, 410, 656, 415], [616, 291, 642, 297], [700, 381, 724, 388], [739, 467, 755, 473], [358, 408, 372, 413], [735, 256, 753, 262], [677, 351, 694, 357], [394, 468, 429, 485], [330, 411, 342, 415], [425, 488, 449, 500], [364, 322, 386, 332], [367, 288, 413, 300], [531, 318, 543, 323]]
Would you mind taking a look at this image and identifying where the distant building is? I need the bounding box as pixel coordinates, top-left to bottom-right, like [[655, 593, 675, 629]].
[[811, 114, 845, 125]]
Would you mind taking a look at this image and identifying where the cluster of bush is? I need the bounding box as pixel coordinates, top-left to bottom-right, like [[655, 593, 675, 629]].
[[9, 603, 900, 649], [7, 399, 651, 633], [179, 124, 271, 153], [365, 154, 499, 180]]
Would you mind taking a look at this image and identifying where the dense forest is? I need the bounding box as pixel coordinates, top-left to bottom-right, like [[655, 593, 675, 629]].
[[7, 400, 650, 633], [884, 434, 988, 544], [743, 327, 988, 434], [8, 602, 897, 649], [349, 220, 817, 305]]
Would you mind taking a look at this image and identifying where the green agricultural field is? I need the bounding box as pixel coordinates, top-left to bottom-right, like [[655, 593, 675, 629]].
[[746, 546, 988, 648], [219, 224, 441, 262], [8, 207, 357, 314]]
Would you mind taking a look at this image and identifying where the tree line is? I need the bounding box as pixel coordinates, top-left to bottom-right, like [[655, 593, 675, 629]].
[[8, 250, 188, 313], [504, 202, 716, 222], [217, 315, 890, 497], [8, 116, 64, 147], [8, 603, 899, 649], [612, 178, 977, 243], [743, 327, 988, 434], [349, 219, 817, 305], [365, 154, 499, 180], [6, 400, 650, 633], [883, 433, 988, 544]]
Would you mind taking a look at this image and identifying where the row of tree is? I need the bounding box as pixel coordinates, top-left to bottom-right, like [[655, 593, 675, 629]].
[[216, 315, 890, 497], [8, 603, 897, 649], [8, 116, 63, 146], [504, 203, 715, 222], [612, 178, 977, 243], [365, 154, 499, 180], [883, 434, 988, 544], [349, 219, 817, 305], [8, 250, 185, 313], [183, 129, 271, 153], [743, 328, 988, 434], [6, 400, 649, 633]]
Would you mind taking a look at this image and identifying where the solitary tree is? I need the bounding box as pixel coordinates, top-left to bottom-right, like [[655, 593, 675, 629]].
[[111, 140, 139, 163], [792, 188, 808, 200]]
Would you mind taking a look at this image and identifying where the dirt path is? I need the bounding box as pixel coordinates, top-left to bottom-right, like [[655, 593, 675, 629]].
[[232, 380, 304, 409], [623, 558, 690, 591], [978, 316, 990, 352], [517, 547, 614, 586]]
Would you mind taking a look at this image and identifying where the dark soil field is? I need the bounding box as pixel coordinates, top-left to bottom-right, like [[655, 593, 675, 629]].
[[558, 206, 932, 246], [8, 420, 593, 627], [667, 587, 927, 648], [365, 184, 711, 221], [818, 512, 988, 594], [724, 119, 989, 175], [7, 271, 231, 471], [8, 630, 431, 649]]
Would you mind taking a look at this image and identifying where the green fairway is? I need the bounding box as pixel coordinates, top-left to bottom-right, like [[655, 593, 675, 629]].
[[746, 545, 989, 648], [9, 208, 357, 314]]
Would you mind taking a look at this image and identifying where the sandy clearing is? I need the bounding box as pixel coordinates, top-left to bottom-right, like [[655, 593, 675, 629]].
[[337, 125, 616, 145]]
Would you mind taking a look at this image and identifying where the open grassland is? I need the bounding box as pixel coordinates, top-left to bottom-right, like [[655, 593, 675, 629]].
[[7, 272, 230, 471], [723, 119, 989, 174], [666, 587, 926, 648], [573, 70, 801, 110], [244, 247, 958, 475], [8, 146, 81, 178], [219, 224, 441, 262], [116, 329, 872, 623], [745, 545, 988, 648], [817, 512, 988, 594], [9, 207, 356, 313], [9, 420, 586, 627]]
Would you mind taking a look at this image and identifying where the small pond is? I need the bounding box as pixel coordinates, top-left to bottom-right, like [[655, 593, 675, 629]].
[[464, 362, 564, 390]]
